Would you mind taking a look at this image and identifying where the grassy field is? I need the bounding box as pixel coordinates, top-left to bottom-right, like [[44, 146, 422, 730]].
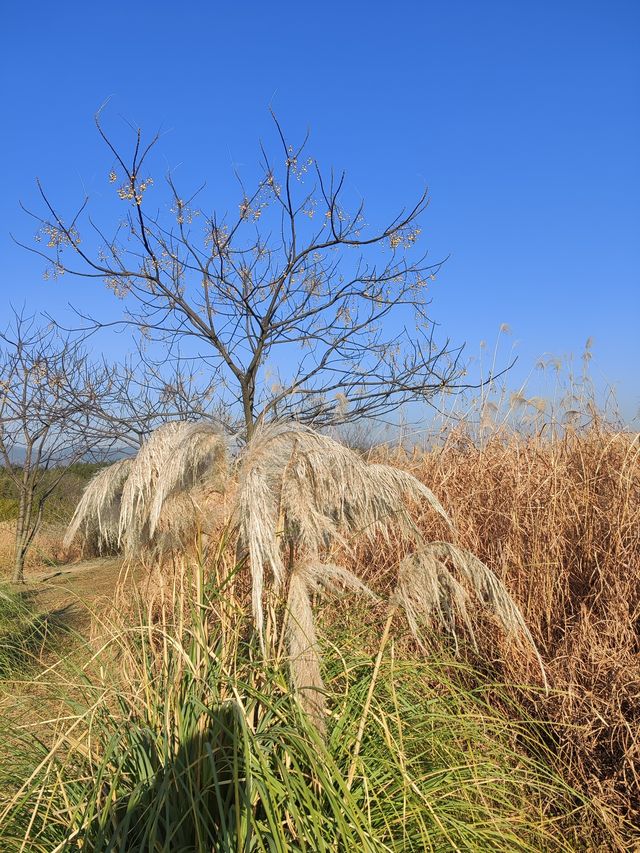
[[0, 419, 638, 850]]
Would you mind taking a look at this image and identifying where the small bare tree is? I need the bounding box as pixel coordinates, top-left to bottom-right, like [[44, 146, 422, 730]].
[[0, 312, 116, 582], [21, 113, 467, 438], [0, 310, 225, 581]]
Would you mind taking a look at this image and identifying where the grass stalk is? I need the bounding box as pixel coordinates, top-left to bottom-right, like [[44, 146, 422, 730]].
[[347, 603, 397, 790]]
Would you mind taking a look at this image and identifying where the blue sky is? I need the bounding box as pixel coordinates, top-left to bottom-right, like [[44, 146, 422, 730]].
[[1, 1, 638, 420]]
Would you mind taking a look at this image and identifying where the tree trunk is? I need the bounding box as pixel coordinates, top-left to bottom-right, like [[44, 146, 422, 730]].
[[12, 489, 29, 584], [12, 476, 42, 584], [12, 510, 42, 584], [12, 546, 26, 584], [12, 497, 30, 583], [242, 381, 256, 440]]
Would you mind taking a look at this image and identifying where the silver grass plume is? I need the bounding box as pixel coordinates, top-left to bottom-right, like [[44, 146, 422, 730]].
[[235, 421, 449, 642], [147, 422, 227, 539], [285, 567, 324, 730], [63, 458, 132, 553], [119, 421, 226, 554], [395, 543, 548, 688], [285, 559, 377, 731], [118, 422, 187, 551]]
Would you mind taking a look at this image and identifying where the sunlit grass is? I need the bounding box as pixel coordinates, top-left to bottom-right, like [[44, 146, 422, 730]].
[[0, 561, 600, 852]]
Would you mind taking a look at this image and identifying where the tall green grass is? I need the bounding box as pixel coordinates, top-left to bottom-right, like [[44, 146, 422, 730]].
[[0, 561, 600, 851]]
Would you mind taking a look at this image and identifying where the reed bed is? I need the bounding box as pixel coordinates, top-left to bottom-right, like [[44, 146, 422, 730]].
[[7, 399, 638, 848], [365, 424, 640, 840]]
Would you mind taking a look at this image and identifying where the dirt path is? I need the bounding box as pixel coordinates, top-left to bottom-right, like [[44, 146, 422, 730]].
[[0, 558, 134, 797], [20, 557, 128, 633]]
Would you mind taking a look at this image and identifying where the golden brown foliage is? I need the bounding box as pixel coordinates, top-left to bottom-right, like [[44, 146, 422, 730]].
[[369, 426, 640, 834]]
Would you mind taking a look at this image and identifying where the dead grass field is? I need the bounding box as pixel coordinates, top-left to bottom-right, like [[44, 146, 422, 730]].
[[0, 521, 72, 577], [2, 420, 638, 845], [360, 426, 640, 835]]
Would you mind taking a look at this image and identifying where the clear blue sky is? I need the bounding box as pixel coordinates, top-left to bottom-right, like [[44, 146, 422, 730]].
[[1, 1, 638, 419]]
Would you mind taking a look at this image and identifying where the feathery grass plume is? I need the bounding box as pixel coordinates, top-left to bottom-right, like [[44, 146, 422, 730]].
[[395, 543, 547, 687], [118, 422, 187, 551], [235, 421, 449, 637], [119, 421, 227, 554], [152, 483, 229, 553], [285, 566, 324, 730], [147, 422, 227, 539], [63, 458, 132, 554]]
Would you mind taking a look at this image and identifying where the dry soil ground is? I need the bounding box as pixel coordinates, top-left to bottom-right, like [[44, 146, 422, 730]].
[[19, 557, 125, 633]]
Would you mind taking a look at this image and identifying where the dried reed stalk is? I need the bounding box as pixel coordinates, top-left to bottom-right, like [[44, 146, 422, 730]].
[[63, 459, 132, 554]]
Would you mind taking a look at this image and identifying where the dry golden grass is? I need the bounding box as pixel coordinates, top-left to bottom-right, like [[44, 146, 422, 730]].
[[0, 521, 79, 577], [365, 425, 640, 835], [25, 400, 639, 842]]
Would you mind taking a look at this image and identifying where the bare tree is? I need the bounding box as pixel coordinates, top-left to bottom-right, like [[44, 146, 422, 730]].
[[0, 312, 114, 582], [0, 309, 220, 581], [21, 113, 467, 438]]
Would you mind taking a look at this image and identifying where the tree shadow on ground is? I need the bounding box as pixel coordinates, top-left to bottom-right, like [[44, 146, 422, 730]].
[[0, 587, 79, 678], [85, 702, 250, 852]]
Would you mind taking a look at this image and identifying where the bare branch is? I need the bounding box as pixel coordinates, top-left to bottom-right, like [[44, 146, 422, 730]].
[[21, 113, 473, 439]]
